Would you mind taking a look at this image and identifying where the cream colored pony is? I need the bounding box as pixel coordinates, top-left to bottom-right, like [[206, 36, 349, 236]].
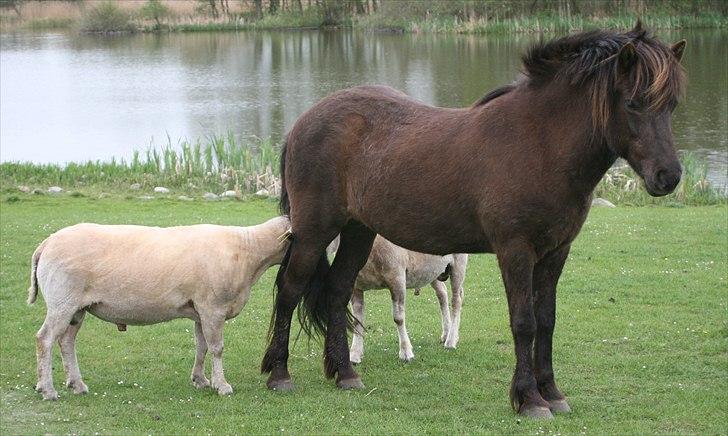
[[28, 216, 290, 400]]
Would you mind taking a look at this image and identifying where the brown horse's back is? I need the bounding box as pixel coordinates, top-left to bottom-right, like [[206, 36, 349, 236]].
[[284, 85, 552, 255]]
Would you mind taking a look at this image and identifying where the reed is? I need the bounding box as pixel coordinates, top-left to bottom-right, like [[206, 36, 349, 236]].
[[0, 134, 723, 206], [358, 13, 727, 34], [0, 134, 281, 197], [1, 1, 725, 34], [595, 152, 726, 206]]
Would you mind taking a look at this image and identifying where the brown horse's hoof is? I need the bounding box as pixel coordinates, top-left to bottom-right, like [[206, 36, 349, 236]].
[[519, 405, 554, 419], [267, 376, 294, 392], [548, 399, 571, 413], [336, 377, 364, 390]]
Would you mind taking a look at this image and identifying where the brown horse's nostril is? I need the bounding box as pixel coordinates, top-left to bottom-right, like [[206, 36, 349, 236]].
[[656, 169, 681, 193]]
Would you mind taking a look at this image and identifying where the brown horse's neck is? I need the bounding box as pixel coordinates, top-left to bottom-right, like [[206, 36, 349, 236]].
[[517, 82, 617, 198]]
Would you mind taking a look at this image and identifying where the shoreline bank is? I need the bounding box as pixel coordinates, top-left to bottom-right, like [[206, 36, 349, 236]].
[[2, 7, 726, 35], [1, 136, 724, 206]]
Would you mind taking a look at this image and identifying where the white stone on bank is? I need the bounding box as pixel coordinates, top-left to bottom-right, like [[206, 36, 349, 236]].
[[591, 197, 616, 208]]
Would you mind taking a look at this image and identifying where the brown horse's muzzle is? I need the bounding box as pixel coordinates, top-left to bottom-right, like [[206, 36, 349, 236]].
[[644, 165, 682, 197]]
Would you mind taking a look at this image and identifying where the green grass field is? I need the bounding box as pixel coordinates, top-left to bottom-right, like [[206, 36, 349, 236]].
[[0, 197, 725, 434]]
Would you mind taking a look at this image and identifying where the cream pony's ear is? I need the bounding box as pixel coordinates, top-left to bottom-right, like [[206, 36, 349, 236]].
[[671, 40, 686, 62]]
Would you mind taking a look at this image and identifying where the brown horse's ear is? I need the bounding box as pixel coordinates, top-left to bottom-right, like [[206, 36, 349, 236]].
[[671, 39, 686, 62], [618, 42, 637, 75], [633, 19, 644, 33]]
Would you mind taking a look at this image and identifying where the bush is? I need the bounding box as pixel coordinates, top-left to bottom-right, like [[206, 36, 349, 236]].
[[81, 2, 135, 33], [139, 0, 169, 29]]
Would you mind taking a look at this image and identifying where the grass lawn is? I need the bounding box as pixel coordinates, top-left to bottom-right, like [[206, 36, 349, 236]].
[[0, 196, 726, 434]]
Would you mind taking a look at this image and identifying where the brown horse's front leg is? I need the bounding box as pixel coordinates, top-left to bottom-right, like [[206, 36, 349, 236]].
[[497, 242, 553, 419], [533, 245, 571, 413]]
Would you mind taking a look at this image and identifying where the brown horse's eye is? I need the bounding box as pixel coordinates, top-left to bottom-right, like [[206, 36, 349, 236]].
[[625, 99, 642, 111]]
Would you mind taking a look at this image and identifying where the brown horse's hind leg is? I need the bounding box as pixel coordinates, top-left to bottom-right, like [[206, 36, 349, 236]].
[[497, 241, 553, 419], [533, 245, 571, 413], [323, 220, 376, 389], [262, 232, 337, 391]]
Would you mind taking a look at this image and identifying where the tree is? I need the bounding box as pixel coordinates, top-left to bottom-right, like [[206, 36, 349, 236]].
[[0, 0, 22, 16], [140, 0, 169, 28]]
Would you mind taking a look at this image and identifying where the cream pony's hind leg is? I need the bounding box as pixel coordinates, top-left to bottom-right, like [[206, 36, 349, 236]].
[[389, 280, 414, 362], [191, 321, 210, 389], [445, 254, 468, 349], [58, 310, 88, 394], [349, 288, 366, 364], [430, 280, 452, 343], [36, 306, 78, 400]]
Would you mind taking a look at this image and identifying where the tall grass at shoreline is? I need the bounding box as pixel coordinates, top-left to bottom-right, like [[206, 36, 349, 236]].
[[595, 154, 725, 206], [358, 12, 727, 34], [0, 134, 724, 205], [1, 0, 725, 34], [1, 134, 280, 197]]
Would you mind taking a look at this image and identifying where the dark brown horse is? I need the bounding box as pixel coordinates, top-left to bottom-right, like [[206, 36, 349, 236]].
[[261, 23, 686, 418]]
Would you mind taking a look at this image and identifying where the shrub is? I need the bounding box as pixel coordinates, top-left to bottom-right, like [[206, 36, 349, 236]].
[[139, 0, 169, 29], [81, 2, 135, 33]]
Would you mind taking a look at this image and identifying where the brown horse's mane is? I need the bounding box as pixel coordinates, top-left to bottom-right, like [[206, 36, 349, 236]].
[[520, 23, 686, 133], [471, 84, 516, 107]]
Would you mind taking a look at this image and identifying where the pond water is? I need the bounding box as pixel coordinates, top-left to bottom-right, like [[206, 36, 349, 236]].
[[1, 29, 726, 186]]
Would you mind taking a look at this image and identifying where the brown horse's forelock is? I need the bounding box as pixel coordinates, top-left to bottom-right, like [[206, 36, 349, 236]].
[[522, 27, 686, 135]]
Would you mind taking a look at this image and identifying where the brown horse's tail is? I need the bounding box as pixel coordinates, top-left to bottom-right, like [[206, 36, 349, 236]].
[[265, 234, 331, 341], [278, 136, 290, 216], [296, 247, 331, 338]]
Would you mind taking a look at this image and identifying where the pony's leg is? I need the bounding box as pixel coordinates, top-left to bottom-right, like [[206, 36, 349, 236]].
[[533, 245, 571, 413], [497, 242, 552, 419], [191, 321, 210, 389], [199, 313, 231, 396], [324, 221, 375, 388], [349, 288, 365, 364], [389, 281, 414, 362], [430, 280, 451, 344], [445, 254, 467, 349], [58, 310, 87, 394], [36, 305, 78, 400], [262, 234, 337, 391]]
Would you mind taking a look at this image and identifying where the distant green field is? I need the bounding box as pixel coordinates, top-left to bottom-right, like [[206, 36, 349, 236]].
[[0, 197, 725, 434]]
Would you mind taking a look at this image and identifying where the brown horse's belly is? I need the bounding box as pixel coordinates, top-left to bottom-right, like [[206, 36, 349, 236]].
[[370, 223, 491, 255]]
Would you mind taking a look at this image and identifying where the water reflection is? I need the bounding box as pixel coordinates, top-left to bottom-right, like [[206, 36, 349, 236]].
[[1, 29, 725, 186]]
